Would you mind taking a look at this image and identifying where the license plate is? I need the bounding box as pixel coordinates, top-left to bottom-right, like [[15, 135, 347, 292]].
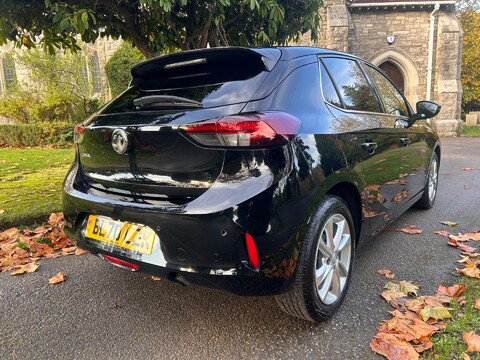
[[85, 215, 156, 255]]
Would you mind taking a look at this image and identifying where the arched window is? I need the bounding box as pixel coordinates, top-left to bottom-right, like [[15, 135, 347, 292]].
[[89, 53, 102, 94], [1, 53, 17, 94]]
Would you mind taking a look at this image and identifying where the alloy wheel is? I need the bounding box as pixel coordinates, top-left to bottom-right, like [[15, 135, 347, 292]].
[[314, 214, 352, 305]]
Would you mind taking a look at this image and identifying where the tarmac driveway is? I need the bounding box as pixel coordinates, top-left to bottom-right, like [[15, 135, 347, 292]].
[[0, 137, 479, 360]]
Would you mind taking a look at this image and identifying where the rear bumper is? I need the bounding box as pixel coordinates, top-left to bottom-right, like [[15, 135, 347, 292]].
[[63, 155, 310, 295]]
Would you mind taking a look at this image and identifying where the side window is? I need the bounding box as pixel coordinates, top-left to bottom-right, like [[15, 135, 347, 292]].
[[365, 65, 409, 116], [322, 57, 379, 113], [320, 62, 342, 108]]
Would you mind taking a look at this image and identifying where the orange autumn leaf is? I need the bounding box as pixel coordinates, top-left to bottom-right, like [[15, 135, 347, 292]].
[[75, 248, 88, 255], [448, 238, 478, 253], [389, 225, 422, 235], [433, 230, 451, 237], [475, 298, 480, 309], [48, 272, 67, 284], [10, 262, 39, 276], [378, 269, 395, 279], [464, 331, 480, 353], [436, 284, 467, 298], [370, 333, 419, 360], [456, 266, 480, 279]]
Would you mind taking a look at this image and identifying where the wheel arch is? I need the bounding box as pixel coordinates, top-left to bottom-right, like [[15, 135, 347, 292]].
[[325, 181, 363, 246]]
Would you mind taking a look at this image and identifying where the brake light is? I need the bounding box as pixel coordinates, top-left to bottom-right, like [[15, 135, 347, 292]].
[[98, 254, 139, 271], [182, 112, 301, 148], [73, 124, 85, 144], [245, 233, 260, 270]]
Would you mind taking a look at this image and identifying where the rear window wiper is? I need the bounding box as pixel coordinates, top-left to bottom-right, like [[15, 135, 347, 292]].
[[133, 95, 202, 110]]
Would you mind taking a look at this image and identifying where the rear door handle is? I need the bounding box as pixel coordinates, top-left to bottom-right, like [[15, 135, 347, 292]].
[[362, 142, 378, 155], [400, 137, 411, 147]]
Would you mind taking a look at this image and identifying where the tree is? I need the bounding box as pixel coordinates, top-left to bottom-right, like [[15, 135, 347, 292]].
[[105, 42, 146, 98], [458, 0, 480, 112], [0, 50, 99, 123], [0, 0, 323, 58]]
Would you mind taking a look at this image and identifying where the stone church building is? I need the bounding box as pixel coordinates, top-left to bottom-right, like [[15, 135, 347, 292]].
[[298, 0, 462, 136], [1, 1, 463, 135]]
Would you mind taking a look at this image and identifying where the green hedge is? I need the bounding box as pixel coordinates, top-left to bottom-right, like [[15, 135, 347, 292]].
[[0, 122, 75, 147]]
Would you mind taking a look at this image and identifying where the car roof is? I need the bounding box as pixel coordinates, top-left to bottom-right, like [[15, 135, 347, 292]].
[[131, 46, 362, 79]]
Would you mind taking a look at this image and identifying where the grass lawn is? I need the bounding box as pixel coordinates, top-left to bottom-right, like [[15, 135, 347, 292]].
[[0, 147, 74, 230], [462, 125, 480, 137]]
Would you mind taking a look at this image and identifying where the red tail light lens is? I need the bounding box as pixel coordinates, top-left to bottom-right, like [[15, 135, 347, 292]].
[[73, 124, 85, 144], [182, 112, 301, 148], [245, 233, 260, 270], [98, 254, 139, 271]]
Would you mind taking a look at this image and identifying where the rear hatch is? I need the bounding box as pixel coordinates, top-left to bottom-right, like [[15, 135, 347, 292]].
[[76, 48, 281, 202]]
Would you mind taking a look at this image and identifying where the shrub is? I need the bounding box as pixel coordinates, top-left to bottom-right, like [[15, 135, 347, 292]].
[[105, 42, 146, 98], [0, 122, 74, 148]]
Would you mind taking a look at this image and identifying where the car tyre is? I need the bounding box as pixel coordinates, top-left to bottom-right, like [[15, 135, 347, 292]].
[[414, 152, 439, 209], [275, 196, 355, 322]]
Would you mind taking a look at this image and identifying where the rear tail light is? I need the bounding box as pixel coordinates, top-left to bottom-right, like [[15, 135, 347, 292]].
[[244, 233, 260, 270], [98, 254, 139, 271], [73, 124, 85, 144], [181, 112, 301, 148]]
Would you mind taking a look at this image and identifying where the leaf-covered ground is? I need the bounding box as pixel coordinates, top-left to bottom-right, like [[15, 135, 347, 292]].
[[0, 212, 86, 277], [372, 224, 480, 360]]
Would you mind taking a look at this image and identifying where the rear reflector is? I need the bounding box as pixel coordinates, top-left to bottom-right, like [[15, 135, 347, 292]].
[[244, 233, 260, 270], [73, 124, 85, 144], [182, 112, 301, 148], [99, 254, 139, 271]]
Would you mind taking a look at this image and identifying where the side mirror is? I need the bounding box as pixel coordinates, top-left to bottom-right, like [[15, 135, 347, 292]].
[[415, 101, 441, 120]]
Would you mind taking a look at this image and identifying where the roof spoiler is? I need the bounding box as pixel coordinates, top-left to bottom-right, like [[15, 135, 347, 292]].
[[130, 47, 280, 87]]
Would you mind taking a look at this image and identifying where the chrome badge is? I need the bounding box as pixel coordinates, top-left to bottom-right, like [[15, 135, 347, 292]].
[[111, 129, 131, 154]]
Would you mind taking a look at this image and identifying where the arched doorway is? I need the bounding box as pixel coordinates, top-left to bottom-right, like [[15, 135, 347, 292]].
[[379, 61, 404, 93], [370, 50, 420, 105]]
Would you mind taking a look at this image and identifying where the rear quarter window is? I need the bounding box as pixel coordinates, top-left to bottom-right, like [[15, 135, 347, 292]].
[[322, 57, 379, 113]]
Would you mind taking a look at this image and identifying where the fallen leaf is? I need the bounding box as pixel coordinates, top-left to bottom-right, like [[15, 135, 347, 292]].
[[389, 225, 423, 235], [61, 247, 76, 254], [419, 306, 452, 322], [456, 266, 480, 279], [462, 168, 474, 171], [441, 221, 458, 227], [48, 272, 67, 284], [0, 209, 4, 215], [400, 281, 419, 296], [449, 234, 473, 242], [475, 299, 480, 309], [464, 331, 480, 353], [378, 269, 395, 279], [448, 238, 478, 253], [464, 185, 470, 189], [10, 262, 38, 275], [370, 333, 419, 360], [436, 284, 467, 298], [433, 230, 451, 237], [150, 276, 161, 281], [75, 248, 88, 255]]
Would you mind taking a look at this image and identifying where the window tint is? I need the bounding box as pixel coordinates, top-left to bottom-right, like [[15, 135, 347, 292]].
[[320, 63, 342, 108], [365, 65, 409, 116], [322, 58, 378, 113]]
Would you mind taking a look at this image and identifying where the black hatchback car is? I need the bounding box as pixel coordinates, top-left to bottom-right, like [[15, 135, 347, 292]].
[[63, 47, 441, 322]]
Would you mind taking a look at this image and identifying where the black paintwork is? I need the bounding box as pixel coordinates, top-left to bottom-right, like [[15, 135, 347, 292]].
[[63, 46, 440, 296]]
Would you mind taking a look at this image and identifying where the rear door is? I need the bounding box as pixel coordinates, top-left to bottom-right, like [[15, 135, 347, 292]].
[[320, 57, 403, 232]]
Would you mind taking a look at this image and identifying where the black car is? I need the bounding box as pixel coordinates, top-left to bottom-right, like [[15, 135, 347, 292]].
[[63, 46, 440, 322]]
